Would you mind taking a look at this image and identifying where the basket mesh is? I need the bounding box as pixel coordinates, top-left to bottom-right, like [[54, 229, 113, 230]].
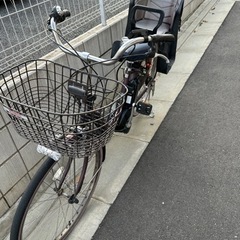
[[0, 60, 127, 157]]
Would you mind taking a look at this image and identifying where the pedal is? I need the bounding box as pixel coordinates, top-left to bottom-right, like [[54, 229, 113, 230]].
[[136, 102, 152, 115]]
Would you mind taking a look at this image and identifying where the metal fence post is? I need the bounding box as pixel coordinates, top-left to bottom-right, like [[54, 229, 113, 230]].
[[99, 0, 107, 26]]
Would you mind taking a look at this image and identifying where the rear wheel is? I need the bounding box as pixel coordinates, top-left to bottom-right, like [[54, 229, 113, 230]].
[[10, 149, 103, 240]]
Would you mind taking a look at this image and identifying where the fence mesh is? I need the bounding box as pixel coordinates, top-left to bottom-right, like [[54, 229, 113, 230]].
[[0, 0, 129, 73]]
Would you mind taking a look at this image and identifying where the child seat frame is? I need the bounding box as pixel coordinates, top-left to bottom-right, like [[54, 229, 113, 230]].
[[125, 0, 184, 74]]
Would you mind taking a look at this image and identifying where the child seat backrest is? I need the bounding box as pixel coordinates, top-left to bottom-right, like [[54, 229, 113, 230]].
[[125, 0, 184, 74], [134, 0, 178, 34]]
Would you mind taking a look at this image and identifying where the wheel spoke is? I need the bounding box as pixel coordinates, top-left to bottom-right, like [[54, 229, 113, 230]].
[[10, 150, 103, 240]]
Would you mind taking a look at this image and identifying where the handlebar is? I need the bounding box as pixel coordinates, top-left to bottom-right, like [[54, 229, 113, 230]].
[[48, 6, 175, 65]]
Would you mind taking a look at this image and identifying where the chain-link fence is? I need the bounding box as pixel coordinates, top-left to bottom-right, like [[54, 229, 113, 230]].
[[0, 0, 129, 73]]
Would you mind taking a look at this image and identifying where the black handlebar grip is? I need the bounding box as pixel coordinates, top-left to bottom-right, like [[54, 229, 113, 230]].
[[61, 9, 71, 19], [49, 6, 71, 23], [151, 34, 175, 43]]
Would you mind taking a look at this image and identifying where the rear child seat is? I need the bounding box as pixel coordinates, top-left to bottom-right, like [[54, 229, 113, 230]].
[[125, 0, 184, 74]]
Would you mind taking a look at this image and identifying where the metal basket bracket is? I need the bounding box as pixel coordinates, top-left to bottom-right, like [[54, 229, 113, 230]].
[[68, 80, 88, 101]]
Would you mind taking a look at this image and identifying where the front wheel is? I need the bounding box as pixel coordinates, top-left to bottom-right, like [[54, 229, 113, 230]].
[[10, 149, 103, 240]]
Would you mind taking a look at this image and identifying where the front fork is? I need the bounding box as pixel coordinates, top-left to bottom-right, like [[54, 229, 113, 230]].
[[53, 146, 106, 204]]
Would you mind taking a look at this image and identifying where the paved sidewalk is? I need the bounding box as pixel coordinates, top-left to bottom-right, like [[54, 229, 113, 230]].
[[69, 0, 237, 239]]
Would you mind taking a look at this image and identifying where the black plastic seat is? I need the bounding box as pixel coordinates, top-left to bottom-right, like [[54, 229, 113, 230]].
[[125, 0, 184, 74]]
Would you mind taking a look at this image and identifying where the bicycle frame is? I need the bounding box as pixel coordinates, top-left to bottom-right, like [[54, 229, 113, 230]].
[[48, 6, 174, 133], [115, 53, 157, 133]]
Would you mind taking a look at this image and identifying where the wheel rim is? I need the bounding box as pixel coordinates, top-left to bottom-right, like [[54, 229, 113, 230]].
[[18, 153, 102, 240]]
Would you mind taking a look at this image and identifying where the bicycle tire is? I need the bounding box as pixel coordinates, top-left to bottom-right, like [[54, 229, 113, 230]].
[[10, 149, 103, 240]]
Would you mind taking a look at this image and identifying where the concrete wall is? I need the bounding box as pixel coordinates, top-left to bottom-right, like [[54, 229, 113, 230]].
[[0, 0, 204, 236]]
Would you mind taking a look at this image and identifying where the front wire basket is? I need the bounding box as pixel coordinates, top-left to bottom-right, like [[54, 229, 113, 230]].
[[0, 60, 127, 157]]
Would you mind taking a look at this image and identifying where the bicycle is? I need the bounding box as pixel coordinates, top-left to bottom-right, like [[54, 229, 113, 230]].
[[0, 2, 183, 239], [0, 59, 127, 240]]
